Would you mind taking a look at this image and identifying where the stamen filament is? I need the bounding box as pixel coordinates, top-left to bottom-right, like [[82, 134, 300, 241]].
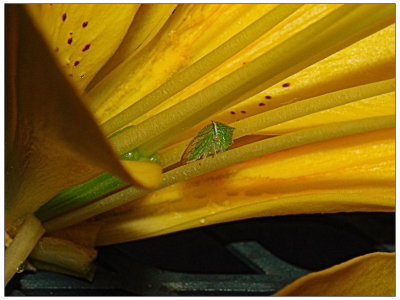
[[109, 4, 394, 157], [101, 4, 303, 135], [44, 115, 395, 232]]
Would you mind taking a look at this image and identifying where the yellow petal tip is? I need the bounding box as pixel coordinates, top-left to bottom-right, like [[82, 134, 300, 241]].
[[120, 160, 162, 190]]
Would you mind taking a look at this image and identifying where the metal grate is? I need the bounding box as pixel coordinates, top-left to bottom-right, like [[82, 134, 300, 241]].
[[6, 212, 394, 296]]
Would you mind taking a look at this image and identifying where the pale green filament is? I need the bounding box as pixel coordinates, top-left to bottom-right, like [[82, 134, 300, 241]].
[[100, 4, 303, 135], [109, 4, 394, 157], [44, 115, 395, 232]]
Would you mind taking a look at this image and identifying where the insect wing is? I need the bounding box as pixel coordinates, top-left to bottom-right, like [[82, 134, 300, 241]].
[[213, 122, 235, 151], [181, 124, 214, 163], [181, 122, 235, 164]]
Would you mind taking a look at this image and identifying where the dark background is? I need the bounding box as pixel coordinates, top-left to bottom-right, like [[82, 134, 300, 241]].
[[6, 212, 395, 296]]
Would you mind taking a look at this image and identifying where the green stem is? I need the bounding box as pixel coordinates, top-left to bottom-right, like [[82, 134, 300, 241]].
[[109, 4, 394, 157], [44, 115, 395, 232], [36, 125, 160, 222], [35, 173, 126, 221], [101, 4, 303, 135]]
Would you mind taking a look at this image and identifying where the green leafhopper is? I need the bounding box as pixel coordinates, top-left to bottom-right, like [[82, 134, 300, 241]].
[[181, 121, 235, 164]]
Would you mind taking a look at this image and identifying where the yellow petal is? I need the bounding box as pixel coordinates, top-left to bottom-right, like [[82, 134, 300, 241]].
[[46, 221, 101, 248], [5, 5, 160, 230], [26, 4, 139, 92], [120, 160, 163, 190], [92, 128, 394, 245], [89, 4, 177, 88], [274, 252, 395, 296]]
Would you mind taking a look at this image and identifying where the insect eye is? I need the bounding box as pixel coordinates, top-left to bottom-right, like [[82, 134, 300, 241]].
[[213, 135, 219, 141]]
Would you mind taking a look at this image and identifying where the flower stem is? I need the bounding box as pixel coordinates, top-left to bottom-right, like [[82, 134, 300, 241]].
[[44, 115, 395, 232], [35, 173, 126, 221], [5, 214, 45, 285]]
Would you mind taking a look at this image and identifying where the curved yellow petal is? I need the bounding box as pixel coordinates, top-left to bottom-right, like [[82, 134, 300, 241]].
[[5, 5, 160, 231], [120, 160, 163, 190], [89, 4, 177, 88], [92, 128, 394, 245], [274, 252, 395, 296], [26, 4, 139, 92]]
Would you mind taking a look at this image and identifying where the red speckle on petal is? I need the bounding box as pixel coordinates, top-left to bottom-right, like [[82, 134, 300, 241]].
[[74, 61, 80, 67], [259, 103, 265, 106], [82, 44, 91, 52], [230, 111, 235, 115], [241, 110, 246, 114], [62, 13, 67, 22], [282, 82, 291, 88], [69, 32, 73, 35], [67, 37, 73, 44], [265, 95, 271, 99], [82, 21, 88, 28]]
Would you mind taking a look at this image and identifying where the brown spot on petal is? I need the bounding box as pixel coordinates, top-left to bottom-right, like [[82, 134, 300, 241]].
[[259, 103, 265, 106], [67, 37, 73, 44], [230, 111, 235, 115], [241, 110, 246, 114], [82, 44, 91, 52], [282, 82, 290, 88], [82, 21, 88, 28], [62, 13, 67, 22], [265, 95, 271, 99], [74, 60, 80, 67]]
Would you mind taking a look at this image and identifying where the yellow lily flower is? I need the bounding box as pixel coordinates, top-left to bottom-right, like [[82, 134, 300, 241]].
[[5, 4, 394, 295], [274, 252, 395, 296]]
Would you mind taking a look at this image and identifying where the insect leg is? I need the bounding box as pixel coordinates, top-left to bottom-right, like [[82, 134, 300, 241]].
[[212, 141, 218, 157]]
